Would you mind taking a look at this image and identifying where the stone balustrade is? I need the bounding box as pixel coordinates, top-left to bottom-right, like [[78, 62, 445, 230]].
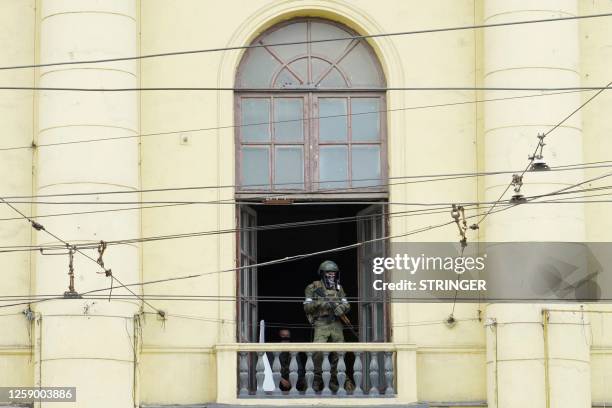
[[235, 343, 398, 398]]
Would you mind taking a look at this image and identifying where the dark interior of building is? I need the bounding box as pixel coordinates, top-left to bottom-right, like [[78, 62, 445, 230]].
[[255, 204, 368, 343]]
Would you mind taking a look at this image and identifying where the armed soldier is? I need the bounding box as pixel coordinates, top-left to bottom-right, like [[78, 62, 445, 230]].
[[303, 260, 350, 391]]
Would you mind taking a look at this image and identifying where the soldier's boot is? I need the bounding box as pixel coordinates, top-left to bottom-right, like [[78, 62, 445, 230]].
[[344, 378, 355, 392]]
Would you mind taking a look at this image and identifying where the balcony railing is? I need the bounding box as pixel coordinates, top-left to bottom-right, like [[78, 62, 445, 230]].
[[214, 343, 417, 403], [212, 342, 416, 400], [241, 349, 395, 397]]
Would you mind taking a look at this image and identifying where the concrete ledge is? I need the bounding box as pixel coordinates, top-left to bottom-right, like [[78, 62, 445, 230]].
[[213, 343, 416, 352], [141, 406, 207, 408], [0, 404, 33, 408], [0, 346, 32, 355], [141, 403, 428, 408], [206, 404, 428, 408]]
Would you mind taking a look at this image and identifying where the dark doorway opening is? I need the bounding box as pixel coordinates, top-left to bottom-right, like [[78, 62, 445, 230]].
[[256, 204, 368, 343]]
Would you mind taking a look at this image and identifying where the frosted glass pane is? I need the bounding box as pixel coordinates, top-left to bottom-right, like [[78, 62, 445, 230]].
[[310, 21, 352, 62], [319, 146, 348, 189], [288, 59, 308, 84], [351, 98, 380, 141], [319, 98, 347, 142], [274, 147, 304, 189], [311, 58, 332, 84], [338, 42, 383, 87], [260, 22, 307, 62], [274, 99, 303, 142], [319, 67, 347, 87], [238, 21, 384, 89], [239, 47, 281, 88], [273, 68, 301, 88], [352, 145, 381, 187], [241, 99, 270, 142], [242, 147, 270, 189]]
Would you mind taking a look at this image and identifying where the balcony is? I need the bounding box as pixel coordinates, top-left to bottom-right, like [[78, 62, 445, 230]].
[[214, 343, 418, 405]]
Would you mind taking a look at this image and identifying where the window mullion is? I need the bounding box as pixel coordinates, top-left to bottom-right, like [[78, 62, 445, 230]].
[[269, 96, 275, 189], [308, 92, 315, 191], [348, 95, 353, 188], [307, 21, 312, 85], [306, 93, 311, 191]]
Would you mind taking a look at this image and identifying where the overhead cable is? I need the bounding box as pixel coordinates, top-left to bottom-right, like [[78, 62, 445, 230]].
[[0, 161, 610, 227], [2, 85, 611, 93], [475, 78, 612, 225], [1, 159, 610, 201], [0, 12, 610, 71], [0, 196, 164, 316], [2, 170, 610, 311], [0, 89, 590, 152], [5, 182, 612, 207]]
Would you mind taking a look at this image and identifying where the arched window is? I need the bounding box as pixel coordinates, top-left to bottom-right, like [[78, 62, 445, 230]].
[[235, 19, 389, 346], [235, 18, 387, 194]]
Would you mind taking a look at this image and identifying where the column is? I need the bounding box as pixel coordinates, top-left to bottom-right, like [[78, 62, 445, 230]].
[[483, 1, 590, 407], [35, 1, 140, 407], [0, 0, 37, 390]]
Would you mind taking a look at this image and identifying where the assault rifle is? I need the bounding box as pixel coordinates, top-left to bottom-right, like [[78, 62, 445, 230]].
[[313, 287, 359, 339]]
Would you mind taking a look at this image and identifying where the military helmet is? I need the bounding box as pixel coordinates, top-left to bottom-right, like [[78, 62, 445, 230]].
[[318, 260, 339, 274], [318, 260, 340, 289]]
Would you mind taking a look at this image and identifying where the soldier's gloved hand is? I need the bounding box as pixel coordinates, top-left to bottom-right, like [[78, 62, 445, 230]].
[[314, 299, 328, 309], [334, 304, 345, 317]]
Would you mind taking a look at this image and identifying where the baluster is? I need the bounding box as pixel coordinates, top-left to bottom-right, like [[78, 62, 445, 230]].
[[353, 351, 364, 396], [336, 351, 347, 396], [255, 351, 265, 396], [369, 352, 380, 396], [289, 352, 299, 395], [321, 351, 332, 396], [239, 351, 249, 396], [384, 351, 395, 395], [272, 352, 281, 395], [305, 351, 315, 396]]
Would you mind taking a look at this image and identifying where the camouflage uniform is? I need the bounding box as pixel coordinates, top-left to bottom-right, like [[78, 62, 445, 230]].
[[304, 279, 350, 391], [304, 280, 349, 341]]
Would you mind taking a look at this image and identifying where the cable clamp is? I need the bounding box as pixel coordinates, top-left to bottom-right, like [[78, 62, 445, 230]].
[[30, 221, 45, 231], [96, 240, 107, 268], [23, 307, 35, 322], [63, 245, 81, 298], [450, 204, 461, 221], [529, 133, 550, 171], [451, 204, 468, 250], [511, 174, 523, 193]]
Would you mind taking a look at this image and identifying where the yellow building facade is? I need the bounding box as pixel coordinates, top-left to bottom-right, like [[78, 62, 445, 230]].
[[1, 1, 612, 407]]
